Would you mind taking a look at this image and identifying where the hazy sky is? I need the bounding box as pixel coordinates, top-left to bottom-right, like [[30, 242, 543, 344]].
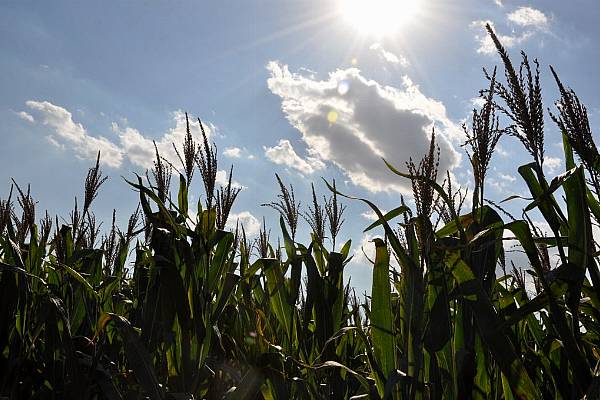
[[1, 0, 599, 293]]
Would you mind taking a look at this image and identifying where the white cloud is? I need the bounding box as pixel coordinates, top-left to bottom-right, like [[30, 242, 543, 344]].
[[264, 139, 325, 175], [507, 7, 548, 29], [26, 100, 123, 168], [470, 97, 487, 108], [495, 145, 510, 157], [215, 169, 246, 189], [25, 101, 245, 191], [344, 233, 376, 294], [369, 43, 409, 67], [487, 172, 518, 194], [488, 177, 508, 193], [16, 111, 35, 123], [361, 209, 388, 221], [471, 6, 549, 55], [26, 101, 86, 142], [530, 219, 553, 237], [111, 110, 210, 170], [46, 135, 65, 149], [349, 232, 401, 274], [499, 172, 516, 182], [361, 210, 377, 221], [226, 211, 261, 236], [545, 156, 562, 174], [223, 147, 242, 158], [223, 146, 255, 161], [470, 20, 533, 55], [350, 233, 376, 266], [266, 62, 461, 194]]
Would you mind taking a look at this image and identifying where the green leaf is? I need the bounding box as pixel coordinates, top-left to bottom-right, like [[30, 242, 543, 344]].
[[524, 166, 578, 212], [518, 163, 565, 236], [340, 239, 352, 261], [371, 238, 395, 396], [260, 258, 294, 342], [504, 221, 592, 393], [177, 173, 188, 217], [444, 247, 540, 400], [226, 368, 264, 400], [563, 166, 591, 315], [59, 262, 99, 299], [364, 205, 410, 232], [211, 272, 240, 323], [436, 213, 474, 238], [101, 313, 164, 400], [280, 215, 296, 260]]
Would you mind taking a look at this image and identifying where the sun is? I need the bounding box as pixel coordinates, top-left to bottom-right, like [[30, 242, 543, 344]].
[[340, 0, 422, 36]]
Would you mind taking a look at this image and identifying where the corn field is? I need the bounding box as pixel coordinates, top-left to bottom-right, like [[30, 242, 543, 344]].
[[2, 25, 600, 400]]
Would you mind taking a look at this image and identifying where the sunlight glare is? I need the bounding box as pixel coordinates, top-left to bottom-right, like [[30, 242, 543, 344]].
[[340, 0, 422, 36]]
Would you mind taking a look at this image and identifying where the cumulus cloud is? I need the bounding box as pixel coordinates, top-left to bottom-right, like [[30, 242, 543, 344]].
[[495, 145, 510, 157], [545, 156, 562, 174], [369, 43, 409, 66], [223, 146, 255, 160], [16, 111, 35, 123], [26, 101, 216, 170], [25, 100, 242, 189], [46, 135, 65, 149], [226, 211, 261, 236], [266, 62, 461, 194], [223, 147, 242, 158], [361, 209, 388, 221], [470, 20, 533, 55], [487, 171, 520, 194], [471, 6, 549, 55], [264, 139, 325, 175], [350, 233, 376, 266], [498, 172, 516, 182], [215, 169, 246, 189], [361, 210, 378, 221], [507, 7, 548, 29], [111, 110, 210, 170], [488, 177, 508, 194], [349, 232, 400, 273], [26, 100, 123, 168], [470, 97, 487, 108], [113, 115, 245, 187]]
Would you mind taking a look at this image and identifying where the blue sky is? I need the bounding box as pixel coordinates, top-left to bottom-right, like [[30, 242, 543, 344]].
[[1, 0, 599, 293]]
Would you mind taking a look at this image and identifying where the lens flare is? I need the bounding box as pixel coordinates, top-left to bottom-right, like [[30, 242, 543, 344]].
[[337, 80, 350, 95], [327, 110, 339, 124]]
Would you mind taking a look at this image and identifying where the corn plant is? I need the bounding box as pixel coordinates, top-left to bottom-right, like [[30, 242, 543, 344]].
[[2, 27, 600, 400]]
